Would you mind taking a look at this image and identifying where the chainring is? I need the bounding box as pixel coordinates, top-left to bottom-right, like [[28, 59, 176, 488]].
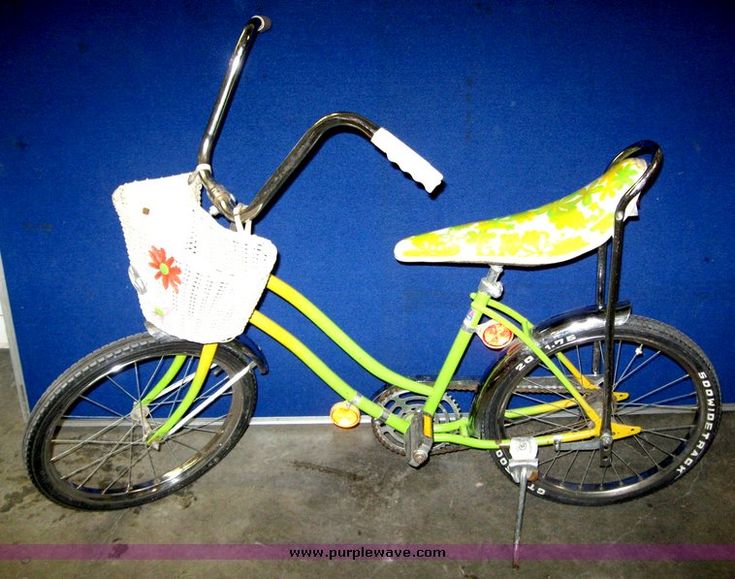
[[370, 385, 464, 455]]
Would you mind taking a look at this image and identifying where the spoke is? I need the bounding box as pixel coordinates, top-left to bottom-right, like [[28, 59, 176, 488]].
[[170, 356, 194, 419], [561, 450, 581, 485], [540, 450, 564, 477], [631, 435, 661, 469], [145, 359, 232, 416], [166, 412, 227, 438], [616, 350, 662, 386], [610, 448, 642, 480], [505, 413, 587, 437], [64, 424, 136, 486], [609, 456, 624, 484], [127, 424, 135, 490], [194, 372, 233, 401], [139, 355, 166, 399], [78, 396, 125, 418], [52, 439, 147, 446], [626, 374, 691, 405], [642, 424, 696, 433], [102, 441, 151, 494], [520, 375, 570, 393], [539, 448, 577, 467], [61, 415, 132, 421], [576, 345, 583, 377], [51, 414, 130, 461], [510, 391, 582, 420], [613, 342, 641, 391], [141, 356, 195, 414], [634, 433, 680, 460], [612, 339, 624, 389], [104, 376, 139, 404], [580, 449, 597, 487], [169, 419, 225, 436], [600, 463, 609, 487], [144, 443, 159, 483], [637, 429, 689, 443], [617, 404, 696, 415], [147, 386, 233, 411], [134, 362, 142, 401], [166, 436, 202, 453], [617, 394, 697, 415]]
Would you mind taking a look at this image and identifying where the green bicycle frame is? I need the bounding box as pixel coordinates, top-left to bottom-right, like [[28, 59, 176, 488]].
[[146, 272, 625, 449]]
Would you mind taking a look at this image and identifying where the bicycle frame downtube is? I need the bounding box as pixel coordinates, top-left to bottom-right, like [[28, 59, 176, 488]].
[[249, 310, 408, 433], [265, 276, 434, 397]]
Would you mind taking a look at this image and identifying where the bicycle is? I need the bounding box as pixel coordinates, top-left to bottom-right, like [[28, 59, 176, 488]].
[[22, 16, 721, 561]]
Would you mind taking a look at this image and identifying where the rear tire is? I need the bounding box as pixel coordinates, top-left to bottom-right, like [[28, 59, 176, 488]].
[[476, 316, 720, 505]]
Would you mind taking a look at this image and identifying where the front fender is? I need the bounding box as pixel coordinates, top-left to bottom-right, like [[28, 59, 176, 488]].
[[235, 334, 269, 374], [467, 302, 632, 435]]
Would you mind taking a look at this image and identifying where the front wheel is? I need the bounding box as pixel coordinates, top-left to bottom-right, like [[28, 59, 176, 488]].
[[476, 316, 721, 506], [23, 333, 257, 510]]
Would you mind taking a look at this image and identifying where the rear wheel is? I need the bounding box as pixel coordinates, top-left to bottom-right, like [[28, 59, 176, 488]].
[[477, 316, 720, 505], [24, 333, 257, 510]]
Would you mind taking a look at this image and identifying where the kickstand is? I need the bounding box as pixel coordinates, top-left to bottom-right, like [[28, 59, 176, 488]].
[[508, 437, 538, 569]]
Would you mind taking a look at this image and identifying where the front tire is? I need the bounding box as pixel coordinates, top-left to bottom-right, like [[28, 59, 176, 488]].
[[23, 333, 257, 510], [477, 316, 721, 505]]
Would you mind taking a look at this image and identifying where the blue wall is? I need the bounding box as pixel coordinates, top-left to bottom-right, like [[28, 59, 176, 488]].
[[2, 1, 734, 416]]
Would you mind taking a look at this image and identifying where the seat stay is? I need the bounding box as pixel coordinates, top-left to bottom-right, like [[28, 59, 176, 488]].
[[598, 141, 664, 463]]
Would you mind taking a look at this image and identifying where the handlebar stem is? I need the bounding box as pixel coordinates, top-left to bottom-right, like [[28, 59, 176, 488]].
[[197, 17, 267, 215], [198, 17, 267, 168]]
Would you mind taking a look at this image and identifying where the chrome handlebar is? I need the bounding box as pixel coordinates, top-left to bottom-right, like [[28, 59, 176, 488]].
[[196, 16, 270, 221], [194, 16, 443, 223]]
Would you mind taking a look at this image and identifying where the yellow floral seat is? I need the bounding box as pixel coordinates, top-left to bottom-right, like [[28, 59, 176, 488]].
[[394, 158, 647, 267]]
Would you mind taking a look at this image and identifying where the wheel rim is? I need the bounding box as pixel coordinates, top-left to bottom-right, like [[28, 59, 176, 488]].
[[492, 330, 712, 499], [40, 346, 247, 504]]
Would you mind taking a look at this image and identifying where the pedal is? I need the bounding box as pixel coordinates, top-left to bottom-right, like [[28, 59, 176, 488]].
[[508, 437, 538, 569], [405, 411, 434, 468]]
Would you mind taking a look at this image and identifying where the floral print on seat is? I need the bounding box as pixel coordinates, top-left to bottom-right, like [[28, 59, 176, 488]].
[[394, 158, 647, 267]]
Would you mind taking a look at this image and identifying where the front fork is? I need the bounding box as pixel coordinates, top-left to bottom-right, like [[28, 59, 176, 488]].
[[138, 344, 219, 445]]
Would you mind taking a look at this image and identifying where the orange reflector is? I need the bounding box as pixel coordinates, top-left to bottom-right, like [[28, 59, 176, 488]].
[[329, 401, 361, 429], [479, 321, 514, 349]]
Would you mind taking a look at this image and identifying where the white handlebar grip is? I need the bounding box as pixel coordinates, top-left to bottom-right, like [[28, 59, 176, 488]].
[[371, 128, 443, 193]]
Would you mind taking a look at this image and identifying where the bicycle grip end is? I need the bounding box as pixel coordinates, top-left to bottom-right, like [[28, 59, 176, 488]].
[[371, 128, 443, 193], [253, 15, 271, 32]]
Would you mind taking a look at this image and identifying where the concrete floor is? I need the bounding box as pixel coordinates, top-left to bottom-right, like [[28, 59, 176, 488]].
[[1, 350, 734, 578]]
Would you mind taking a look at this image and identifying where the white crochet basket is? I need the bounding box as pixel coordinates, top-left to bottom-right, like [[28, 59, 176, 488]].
[[112, 173, 277, 343]]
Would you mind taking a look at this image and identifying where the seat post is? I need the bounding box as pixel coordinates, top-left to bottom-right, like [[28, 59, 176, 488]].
[[478, 265, 504, 298]]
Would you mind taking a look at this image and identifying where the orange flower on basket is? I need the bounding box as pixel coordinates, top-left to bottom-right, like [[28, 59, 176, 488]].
[[148, 246, 182, 293]]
